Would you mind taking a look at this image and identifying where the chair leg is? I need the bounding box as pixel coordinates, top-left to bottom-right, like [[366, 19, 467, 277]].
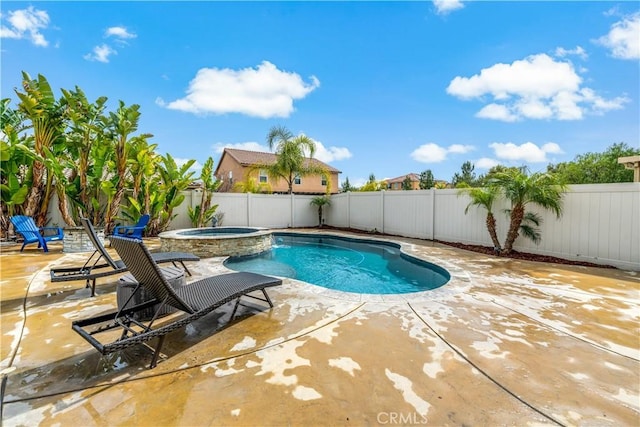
[[262, 289, 274, 308], [230, 298, 241, 320], [150, 335, 166, 368], [182, 262, 192, 276]]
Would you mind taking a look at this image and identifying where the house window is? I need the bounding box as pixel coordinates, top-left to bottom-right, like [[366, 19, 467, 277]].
[[321, 176, 327, 186], [294, 175, 301, 185], [259, 170, 268, 183]]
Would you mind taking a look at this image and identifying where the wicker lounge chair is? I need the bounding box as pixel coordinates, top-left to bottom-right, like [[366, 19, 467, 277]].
[[10, 215, 64, 252], [50, 218, 200, 296], [72, 235, 282, 368]]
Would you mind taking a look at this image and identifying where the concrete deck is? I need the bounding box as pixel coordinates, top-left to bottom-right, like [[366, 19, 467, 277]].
[[1, 231, 638, 426]]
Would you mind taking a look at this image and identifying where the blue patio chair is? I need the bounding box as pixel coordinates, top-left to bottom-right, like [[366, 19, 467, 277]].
[[113, 214, 150, 238], [10, 215, 64, 252]]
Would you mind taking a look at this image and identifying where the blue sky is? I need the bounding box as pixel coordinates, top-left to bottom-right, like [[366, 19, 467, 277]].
[[2, 1, 639, 187]]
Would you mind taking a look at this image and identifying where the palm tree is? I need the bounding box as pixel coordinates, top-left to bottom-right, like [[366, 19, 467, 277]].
[[260, 125, 328, 194], [233, 176, 272, 194], [460, 186, 502, 251], [491, 168, 567, 254], [310, 195, 331, 227]]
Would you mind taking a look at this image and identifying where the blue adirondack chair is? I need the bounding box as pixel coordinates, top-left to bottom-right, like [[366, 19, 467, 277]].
[[112, 214, 150, 239], [10, 215, 64, 252]]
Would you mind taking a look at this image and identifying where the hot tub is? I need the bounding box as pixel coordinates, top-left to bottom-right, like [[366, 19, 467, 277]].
[[158, 227, 272, 258]]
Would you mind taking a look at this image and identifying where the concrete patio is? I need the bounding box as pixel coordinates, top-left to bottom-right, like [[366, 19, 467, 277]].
[[1, 231, 638, 426]]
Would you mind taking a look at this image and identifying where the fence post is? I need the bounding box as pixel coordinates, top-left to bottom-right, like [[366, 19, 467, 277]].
[[291, 193, 295, 228], [381, 190, 385, 234], [246, 193, 251, 226], [430, 188, 435, 240], [347, 191, 351, 229]]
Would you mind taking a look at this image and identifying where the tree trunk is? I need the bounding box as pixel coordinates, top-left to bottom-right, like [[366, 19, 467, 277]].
[[318, 207, 322, 228], [23, 163, 45, 221], [502, 204, 524, 254], [486, 212, 501, 251], [56, 187, 76, 227], [105, 186, 126, 235]]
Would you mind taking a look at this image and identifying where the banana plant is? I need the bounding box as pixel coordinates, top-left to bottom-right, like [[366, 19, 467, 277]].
[[14, 72, 66, 226], [42, 146, 76, 226], [0, 139, 30, 236], [1, 99, 31, 236], [60, 87, 108, 223], [188, 156, 220, 227], [152, 154, 194, 234], [127, 140, 159, 213], [100, 101, 152, 234]]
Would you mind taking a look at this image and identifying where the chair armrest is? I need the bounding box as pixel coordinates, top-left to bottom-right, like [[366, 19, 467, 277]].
[[40, 226, 64, 237], [113, 225, 146, 235]]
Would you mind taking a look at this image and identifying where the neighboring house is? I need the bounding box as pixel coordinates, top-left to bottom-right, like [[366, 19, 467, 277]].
[[384, 173, 421, 190], [214, 148, 341, 194]]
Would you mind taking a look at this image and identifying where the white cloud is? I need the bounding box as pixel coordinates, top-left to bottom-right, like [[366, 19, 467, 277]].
[[476, 104, 518, 122], [411, 143, 474, 163], [475, 157, 500, 169], [554, 45, 588, 60], [447, 144, 474, 154], [0, 6, 50, 47], [515, 98, 554, 119], [489, 141, 563, 163], [433, 0, 464, 15], [158, 61, 320, 118], [84, 44, 116, 63], [411, 143, 449, 163], [447, 53, 628, 121], [310, 139, 352, 163], [105, 26, 136, 40], [595, 12, 640, 60], [213, 141, 270, 154], [84, 26, 136, 63]]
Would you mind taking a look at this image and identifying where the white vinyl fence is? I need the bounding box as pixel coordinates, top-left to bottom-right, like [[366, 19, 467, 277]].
[[48, 183, 640, 270]]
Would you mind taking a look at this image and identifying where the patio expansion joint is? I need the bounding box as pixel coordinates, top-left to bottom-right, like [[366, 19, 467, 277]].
[[2, 262, 45, 371], [0, 262, 46, 417], [406, 301, 567, 427], [1, 301, 369, 405], [480, 296, 640, 362]]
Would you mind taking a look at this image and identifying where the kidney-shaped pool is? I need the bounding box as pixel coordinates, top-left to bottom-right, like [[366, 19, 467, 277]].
[[224, 233, 450, 294]]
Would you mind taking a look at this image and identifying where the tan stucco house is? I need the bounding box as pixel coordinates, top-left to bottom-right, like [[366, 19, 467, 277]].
[[214, 148, 341, 194], [384, 173, 421, 190]]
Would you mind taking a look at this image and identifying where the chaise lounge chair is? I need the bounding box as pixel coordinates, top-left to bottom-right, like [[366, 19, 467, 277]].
[[10, 215, 64, 253], [50, 217, 200, 296], [72, 235, 282, 368]]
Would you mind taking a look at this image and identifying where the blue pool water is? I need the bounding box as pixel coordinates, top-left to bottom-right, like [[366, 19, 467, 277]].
[[224, 234, 450, 294]]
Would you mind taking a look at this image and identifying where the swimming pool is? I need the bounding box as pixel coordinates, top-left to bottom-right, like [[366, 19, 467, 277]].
[[224, 233, 450, 294]]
